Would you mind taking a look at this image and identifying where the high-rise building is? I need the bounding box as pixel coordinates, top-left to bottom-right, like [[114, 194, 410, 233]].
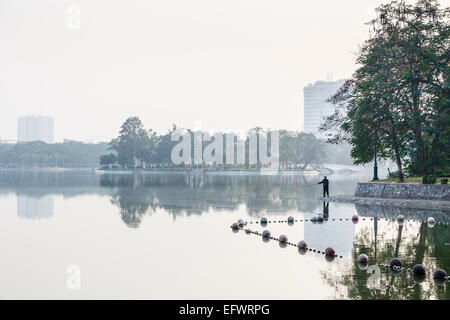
[[17, 115, 54, 143], [303, 80, 345, 136]]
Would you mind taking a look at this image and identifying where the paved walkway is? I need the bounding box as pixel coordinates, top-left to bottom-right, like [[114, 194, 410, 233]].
[[326, 195, 450, 212]]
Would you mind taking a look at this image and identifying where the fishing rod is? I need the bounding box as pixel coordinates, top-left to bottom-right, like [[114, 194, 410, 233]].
[[300, 184, 318, 188]]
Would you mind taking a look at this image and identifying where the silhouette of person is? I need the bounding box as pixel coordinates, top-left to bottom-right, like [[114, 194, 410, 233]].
[[323, 201, 329, 219], [318, 176, 329, 197]]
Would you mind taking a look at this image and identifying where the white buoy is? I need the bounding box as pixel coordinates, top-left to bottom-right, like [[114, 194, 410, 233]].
[[427, 217, 436, 228]]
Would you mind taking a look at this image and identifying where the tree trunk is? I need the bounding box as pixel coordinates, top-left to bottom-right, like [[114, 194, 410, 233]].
[[395, 153, 404, 182]]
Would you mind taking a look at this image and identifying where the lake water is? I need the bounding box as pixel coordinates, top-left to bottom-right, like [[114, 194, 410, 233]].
[[0, 169, 448, 300]]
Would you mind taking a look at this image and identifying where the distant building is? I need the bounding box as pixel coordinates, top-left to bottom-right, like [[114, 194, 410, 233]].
[[17, 115, 54, 143], [303, 80, 345, 136], [17, 195, 54, 220]]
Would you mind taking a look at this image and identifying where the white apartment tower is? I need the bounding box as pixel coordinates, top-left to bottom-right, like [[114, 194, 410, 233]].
[[303, 80, 345, 136], [17, 115, 54, 143]]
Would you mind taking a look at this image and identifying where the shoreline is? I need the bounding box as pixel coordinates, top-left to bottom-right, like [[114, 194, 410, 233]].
[[327, 195, 450, 212], [95, 169, 321, 176]]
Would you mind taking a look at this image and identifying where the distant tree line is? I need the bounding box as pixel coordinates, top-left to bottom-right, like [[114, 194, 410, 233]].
[[99, 116, 353, 169], [0, 140, 109, 168], [320, 0, 449, 181]]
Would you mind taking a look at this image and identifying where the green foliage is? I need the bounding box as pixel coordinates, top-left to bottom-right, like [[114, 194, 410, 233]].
[[387, 170, 400, 179], [279, 131, 327, 168], [321, 0, 450, 181], [108, 117, 153, 168], [99, 153, 117, 167], [422, 175, 437, 184], [0, 140, 109, 168]]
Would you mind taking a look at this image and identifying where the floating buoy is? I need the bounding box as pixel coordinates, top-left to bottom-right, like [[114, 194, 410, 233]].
[[237, 219, 245, 228], [397, 215, 405, 224], [260, 217, 268, 225], [412, 264, 426, 276], [433, 269, 447, 280], [317, 215, 324, 223], [357, 254, 369, 265], [427, 217, 436, 228], [352, 215, 359, 223], [390, 258, 402, 269], [297, 240, 308, 250], [279, 235, 288, 243], [262, 230, 271, 238], [231, 223, 240, 230], [325, 247, 336, 257], [245, 229, 252, 234], [287, 216, 294, 224]]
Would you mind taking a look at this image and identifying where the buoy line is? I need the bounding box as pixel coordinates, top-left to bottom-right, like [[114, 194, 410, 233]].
[[357, 256, 450, 283], [231, 217, 449, 284], [230, 224, 344, 261], [233, 215, 449, 228]]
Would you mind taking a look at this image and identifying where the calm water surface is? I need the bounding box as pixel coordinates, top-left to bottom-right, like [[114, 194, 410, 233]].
[[0, 169, 448, 299]]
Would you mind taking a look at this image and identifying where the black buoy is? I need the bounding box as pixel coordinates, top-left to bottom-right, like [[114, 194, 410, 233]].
[[433, 269, 447, 280], [324, 249, 336, 262], [287, 216, 294, 224], [237, 219, 245, 228], [358, 254, 369, 265], [317, 215, 324, 223], [231, 223, 240, 231], [262, 230, 271, 238], [260, 217, 268, 226], [390, 258, 402, 269], [279, 235, 288, 243], [412, 264, 426, 276], [325, 247, 336, 257], [352, 215, 359, 224], [297, 240, 308, 250], [245, 229, 252, 234]]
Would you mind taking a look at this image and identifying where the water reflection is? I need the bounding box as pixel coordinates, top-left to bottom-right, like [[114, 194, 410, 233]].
[[98, 173, 343, 227], [17, 194, 54, 220], [0, 170, 449, 299], [305, 201, 354, 256], [321, 218, 450, 299]]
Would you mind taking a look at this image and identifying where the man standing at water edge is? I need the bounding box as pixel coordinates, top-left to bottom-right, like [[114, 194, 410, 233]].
[[318, 176, 329, 197]]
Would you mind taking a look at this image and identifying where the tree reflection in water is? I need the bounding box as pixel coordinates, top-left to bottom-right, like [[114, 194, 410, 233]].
[[99, 173, 340, 228], [321, 218, 450, 300]]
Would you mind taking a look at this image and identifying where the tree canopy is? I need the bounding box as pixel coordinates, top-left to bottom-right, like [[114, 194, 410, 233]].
[[320, 0, 449, 181]]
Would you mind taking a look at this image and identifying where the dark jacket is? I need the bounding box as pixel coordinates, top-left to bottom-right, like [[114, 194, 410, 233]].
[[318, 178, 329, 187]]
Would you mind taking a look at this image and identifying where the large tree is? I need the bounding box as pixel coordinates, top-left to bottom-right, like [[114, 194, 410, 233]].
[[279, 131, 326, 169], [320, 0, 449, 181], [109, 117, 149, 168]]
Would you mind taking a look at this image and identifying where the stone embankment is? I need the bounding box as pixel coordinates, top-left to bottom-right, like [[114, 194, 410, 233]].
[[328, 182, 450, 212]]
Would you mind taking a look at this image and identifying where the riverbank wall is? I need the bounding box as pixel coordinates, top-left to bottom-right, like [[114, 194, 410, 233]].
[[354, 182, 450, 201]]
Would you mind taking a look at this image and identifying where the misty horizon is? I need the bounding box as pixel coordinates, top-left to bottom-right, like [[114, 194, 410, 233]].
[[1, 0, 448, 143]]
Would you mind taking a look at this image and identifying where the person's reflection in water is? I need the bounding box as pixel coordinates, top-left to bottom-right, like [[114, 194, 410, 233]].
[[322, 201, 329, 219]]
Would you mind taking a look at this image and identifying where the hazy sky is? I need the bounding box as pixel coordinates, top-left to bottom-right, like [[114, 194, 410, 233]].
[[1, 0, 448, 142]]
